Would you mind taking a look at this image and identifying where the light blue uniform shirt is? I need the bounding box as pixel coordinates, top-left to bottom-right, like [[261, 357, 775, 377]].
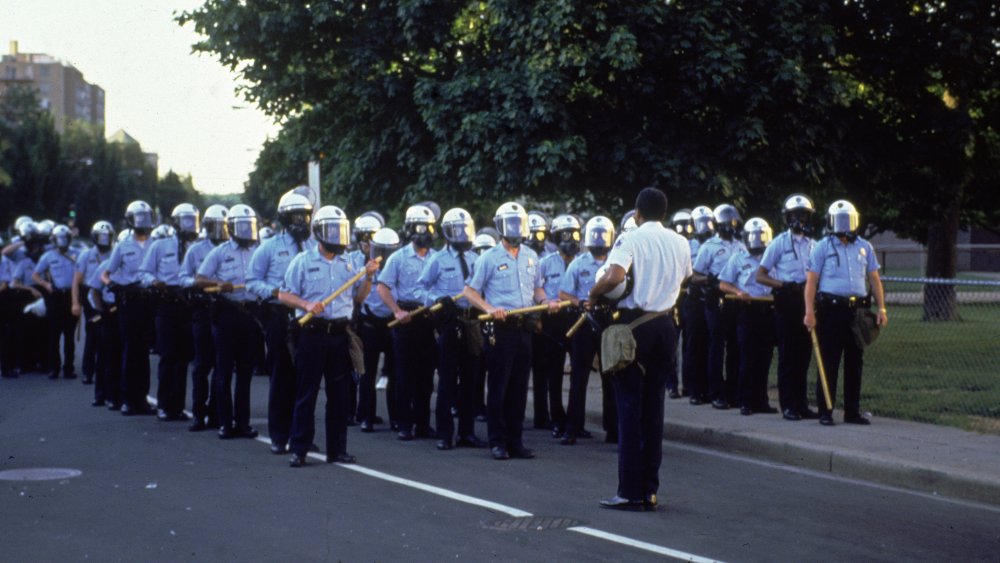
[[693, 236, 745, 277], [467, 243, 541, 310], [559, 251, 606, 301], [106, 235, 151, 286], [139, 237, 187, 287], [689, 238, 702, 262], [808, 236, 880, 298], [719, 250, 772, 298], [379, 244, 435, 305], [538, 252, 570, 300], [34, 249, 77, 289], [75, 246, 108, 288], [282, 247, 364, 320], [1, 255, 12, 284], [759, 230, 814, 284], [197, 240, 257, 303], [12, 257, 36, 286], [417, 246, 477, 308], [180, 238, 215, 288], [87, 258, 115, 305], [247, 232, 315, 301]]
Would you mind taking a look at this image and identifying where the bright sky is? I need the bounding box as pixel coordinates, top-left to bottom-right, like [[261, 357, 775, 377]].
[[0, 0, 281, 194]]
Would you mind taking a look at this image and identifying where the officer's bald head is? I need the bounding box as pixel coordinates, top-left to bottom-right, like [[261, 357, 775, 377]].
[[635, 187, 668, 223]]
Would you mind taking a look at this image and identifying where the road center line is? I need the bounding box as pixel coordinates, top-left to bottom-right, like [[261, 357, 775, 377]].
[[568, 526, 723, 563]]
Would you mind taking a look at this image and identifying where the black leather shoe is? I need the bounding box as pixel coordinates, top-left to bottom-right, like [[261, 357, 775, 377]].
[[551, 427, 565, 439], [578, 429, 593, 439], [782, 408, 802, 421], [604, 432, 618, 444], [92, 400, 106, 407], [559, 435, 577, 446], [668, 388, 681, 399], [289, 454, 306, 468], [414, 426, 435, 439], [270, 443, 288, 455], [456, 435, 488, 448], [644, 494, 658, 511], [63, 373, 77, 380], [218, 426, 235, 439], [171, 412, 191, 421], [107, 402, 122, 411], [397, 430, 414, 441], [373, 416, 385, 424], [491, 446, 510, 460], [711, 399, 730, 410], [599, 496, 645, 511], [739, 406, 753, 416], [120, 404, 135, 416], [188, 419, 207, 432], [800, 408, 820, 420], [757, 406, 779, 414], [819, 415, 835, 426], [844, 413, 871, 425], [331, 453, 356, 464], [234, 426, 259, 438], [436, 439, 453, 451], [157, 409, 170, 421], [509, 446, 534, 459], [689, 396, 704, 406], [359, 420, 374, 432], [82, 376, 94, 385]]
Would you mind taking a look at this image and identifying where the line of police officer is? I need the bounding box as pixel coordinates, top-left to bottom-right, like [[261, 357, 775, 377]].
[[1, 189, 886, 499]]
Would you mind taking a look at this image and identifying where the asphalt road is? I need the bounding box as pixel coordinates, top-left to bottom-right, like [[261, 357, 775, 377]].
[[2, 373, 999, 562]]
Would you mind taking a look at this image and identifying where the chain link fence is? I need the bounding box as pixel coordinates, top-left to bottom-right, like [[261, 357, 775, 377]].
[[863, 274, 1000, 434]]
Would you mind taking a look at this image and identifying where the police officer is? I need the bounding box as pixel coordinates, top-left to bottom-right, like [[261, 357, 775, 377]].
[[356, 227, 399, 432], [667, 209, 695, 398], [280, 206, 379, 467], [531, 214, 581, 436], [418, 207, 488, 450], [73, 221, 114, 385], [757, 194, 819, 421], [196, 203, 262, 439], [526, 211, 551, 257], [181, 204, 228, 431], [32, 225, 80, 380], [464, 202, 558, 460], [683, 206, 714, 404], [88, 251, 122, 409], [346, 211, 383, 425], [103, 201, 156, 415], [378, 204, 437, 441], [620, 210, 638, 235], [590, 187, 690, 511], [140, 204, 200, 421], [247, 192, 315, 453], [805, 200, 887, 426], [719, 218, 777, 416], [558, 215, 615, 445], [10, 223, 49, 374], [691, 204, 744, 409]]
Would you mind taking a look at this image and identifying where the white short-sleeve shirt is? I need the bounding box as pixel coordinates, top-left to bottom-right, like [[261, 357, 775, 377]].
[[607, 221, 691, 312]]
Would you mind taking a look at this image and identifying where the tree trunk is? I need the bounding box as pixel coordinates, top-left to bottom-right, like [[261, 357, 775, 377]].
[[922, 195, 961, 321]]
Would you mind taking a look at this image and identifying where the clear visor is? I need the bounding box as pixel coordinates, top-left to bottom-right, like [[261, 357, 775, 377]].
[[745, 230, 771, 250], [205, 220, 228, 242], [498, 216, 528, 238], [444, 222, 475, 243], [54, 234, 71, 248], [131, 210, 153, 229], [410, 223, 435, 235], [176, 214, 200, 235], [94, 231, 112, 247], [555, 229, 581, 243], [585, 227, 612, 249], [693, 216, 713, 234], [314, 220, 350, 246], [230, 217, 259, 241], [830, 211, 859, 234], [786, 209, 812, 224]]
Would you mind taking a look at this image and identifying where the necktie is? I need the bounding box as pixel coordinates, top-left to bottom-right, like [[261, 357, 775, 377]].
[[458, 250, 470, 280]]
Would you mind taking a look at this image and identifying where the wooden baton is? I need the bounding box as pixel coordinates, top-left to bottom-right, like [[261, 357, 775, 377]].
[[298, 257, 380, 326], [204, 283, 246, 294], [387, 292, 464, 328], [810, 329, 834, 411], [477, 300, 571, 322]]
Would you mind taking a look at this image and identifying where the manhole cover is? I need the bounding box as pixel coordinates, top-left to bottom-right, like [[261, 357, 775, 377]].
[[484, 516, 583, 531], [0, 468, 83, 481]]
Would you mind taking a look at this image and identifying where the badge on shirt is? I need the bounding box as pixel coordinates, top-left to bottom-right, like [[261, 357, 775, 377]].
[[307, 267, 320, 273], [859, 248, 867, 257], [497, 264, 508, 272], [224, 257, 235, 263], [278, 251, 289, 257]]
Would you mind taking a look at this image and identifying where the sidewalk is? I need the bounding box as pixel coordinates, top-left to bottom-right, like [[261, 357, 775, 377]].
[[579, 378, 1000, 507]]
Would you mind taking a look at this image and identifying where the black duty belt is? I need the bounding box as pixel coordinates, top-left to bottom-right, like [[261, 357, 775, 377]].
[[303, 317, 349, 334], [398, 300, 422, 312], [817, 293, 870, 309]]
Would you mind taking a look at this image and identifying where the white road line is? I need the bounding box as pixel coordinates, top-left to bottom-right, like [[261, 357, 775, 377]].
[[568, 526, 722, 562]]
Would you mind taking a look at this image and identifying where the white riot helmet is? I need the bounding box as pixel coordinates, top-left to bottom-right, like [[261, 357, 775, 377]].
[[441, 207, 476, 251], [227, 204, 259, 246], [171, 203, 200, 241], [713, 204, 742, 240], [783, 194, 815, 235], [14, 216, 33, 232], [370, 227, 401, 264], [473, 233, 497, 254], [277, 191, 313, 242], [494, 202, 529, 246], [827, 200, 860, 240], [51, 224, 73, 251], [36, 219, 55, 238], [526, 210, 549, 253], [286, 185, 317, 209], [17, 220, 38, 240], [584, 216, 615, 255], [125, 200, 154, 234], [743, 217, 773, 255], [203, 204, 229, 244], [551, 214, 582, 257], [259, 226, 275, 240], [312, 205, 350, 254], [353, 214, 382, 245], [671, 209, 694, 239], [691, 205, 715, 238], [404, 204, 436, 248], [595, 263, 627, 300], [620, 210, 637, 234], [91, 221, 115, 250]]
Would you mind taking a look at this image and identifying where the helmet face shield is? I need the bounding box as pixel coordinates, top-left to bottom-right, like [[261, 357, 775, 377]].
[[497, 215, 528, 239], [205, 220, 228, 243], [230, 217, 259, 243], [585, 226, 612, 251], [829, 211, 859, 235], [175, 214, 200, 237], [693, 215, 713, 235], [130, 210, 153, 230], [94, 231, 113, 248], [314, 220, 350, 247], [53, 233, 71, 250], [443, 222, 474, 244]]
